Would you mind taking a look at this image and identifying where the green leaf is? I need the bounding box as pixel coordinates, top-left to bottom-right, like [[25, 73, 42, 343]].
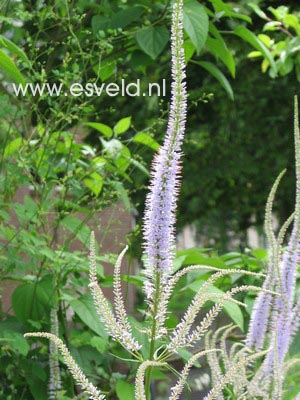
[[207, 24, 235, 77], [263, 21, 282, 32], [102, 138, 123, 159], [130, 50, 153, 73], [0, 330, 30, 355], [195, 61, 234, 100], [234, 26, 277, 74], [183, 39, 196, 63], [247, 51, 263, 59], [279, 56, 293, 76], [0, 317, 23, 334], [121, 274, 144, 287], [128, 157, 149, 177], [268, 6, 288, 21], [206, 36, 235, 77], [11, 332, 31, 355], [3, 137, 23, 158], [70, 293, 108, 339], [179, 252, 226, 268], [114, 144, 131, 172], [151, 367, 169, 380], [165, 313, 179, 329], [251, 248, 268, 261], [13, 195, 39, 224], [92, 58, 116, 81], [0, 35, 31, 65], [283, 14, 300, 35], [111, 7, 145, 29], [133, 132, 160, 151], [84, 172, 103, 196], [173, 255, 188, 272], [12, 275, 54, 325], [187, 281, 244, 330], [136, 26, 169, 60], [114, 116, 132, 135], [85, 122, 113, 138], [99, 60, 116, 81], [116, 381, 135, 400], [209, 0, 251, 22], [248, 3, 268, 20], [92, 7, 145, 32], [0, 49, 25, 84], [61, 215, 91, 245], [25, 362, 48, 400], [90, 336, 107, 353], [91, 15, 111, 35], [183, 0, 209, 53]]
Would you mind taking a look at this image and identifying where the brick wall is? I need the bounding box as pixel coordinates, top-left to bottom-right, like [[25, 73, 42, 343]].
[[1, 185, 136, 315]]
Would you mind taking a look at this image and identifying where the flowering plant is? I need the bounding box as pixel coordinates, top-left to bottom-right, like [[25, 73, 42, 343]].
[[24, 0, 300, 399]]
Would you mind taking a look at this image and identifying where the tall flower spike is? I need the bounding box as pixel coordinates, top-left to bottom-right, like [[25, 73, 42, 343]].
[[169, 350, 221, 400], [246, 169, 286, 350], [49, 307, 62, 400], [264, 96, 300, 374], [113, 244, 132, 333], [135, 361, 165, 400], [205, 329, 226, 399], [250, 98, 300, 393], [24, 333, 106, 400], [203, 349, 270, 400], [291, 295, 300, 336], [143, 0, 187, 303], [168, 284, 276, 352], [155, 264, 264, 339], [281, 96, 300, 306], [89, 233, 142, 353]]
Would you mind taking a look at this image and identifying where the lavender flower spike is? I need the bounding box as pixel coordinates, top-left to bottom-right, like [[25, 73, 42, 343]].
[[280, 96, 300, 308], [245, 169, 286, 350], [291, 294, 300, 336], [143, 0, 187, 300], [270, 96, 300, 366], [252, 97, 300, 393]]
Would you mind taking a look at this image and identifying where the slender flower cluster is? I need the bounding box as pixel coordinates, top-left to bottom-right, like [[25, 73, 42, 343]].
[[157, 264, 265, 342], [245, 169, 286, 349], [244, 97, 300, 397], [291, 295, 300, 335], [169, 350, 220, 400], [167, 268, 270, 353], [113, 245, 132, 333], [135, 361, 165, 400], [88, 232, 142, 353], [206, 326, 272, 399], [143, 0, 187, 303], [24, 333, 105, 400], [49, 307, 62, 399], [205, 330, 226, 396], [204, 348, 271, 400], [270, 103, 300, 365], [245, 280, 273, 349]]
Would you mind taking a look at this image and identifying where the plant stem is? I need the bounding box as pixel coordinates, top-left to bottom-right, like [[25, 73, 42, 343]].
[[145, 272, 161, 399]]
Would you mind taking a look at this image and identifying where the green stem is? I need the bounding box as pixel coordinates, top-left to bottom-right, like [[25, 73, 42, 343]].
[[145, 272, 161, 399]]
